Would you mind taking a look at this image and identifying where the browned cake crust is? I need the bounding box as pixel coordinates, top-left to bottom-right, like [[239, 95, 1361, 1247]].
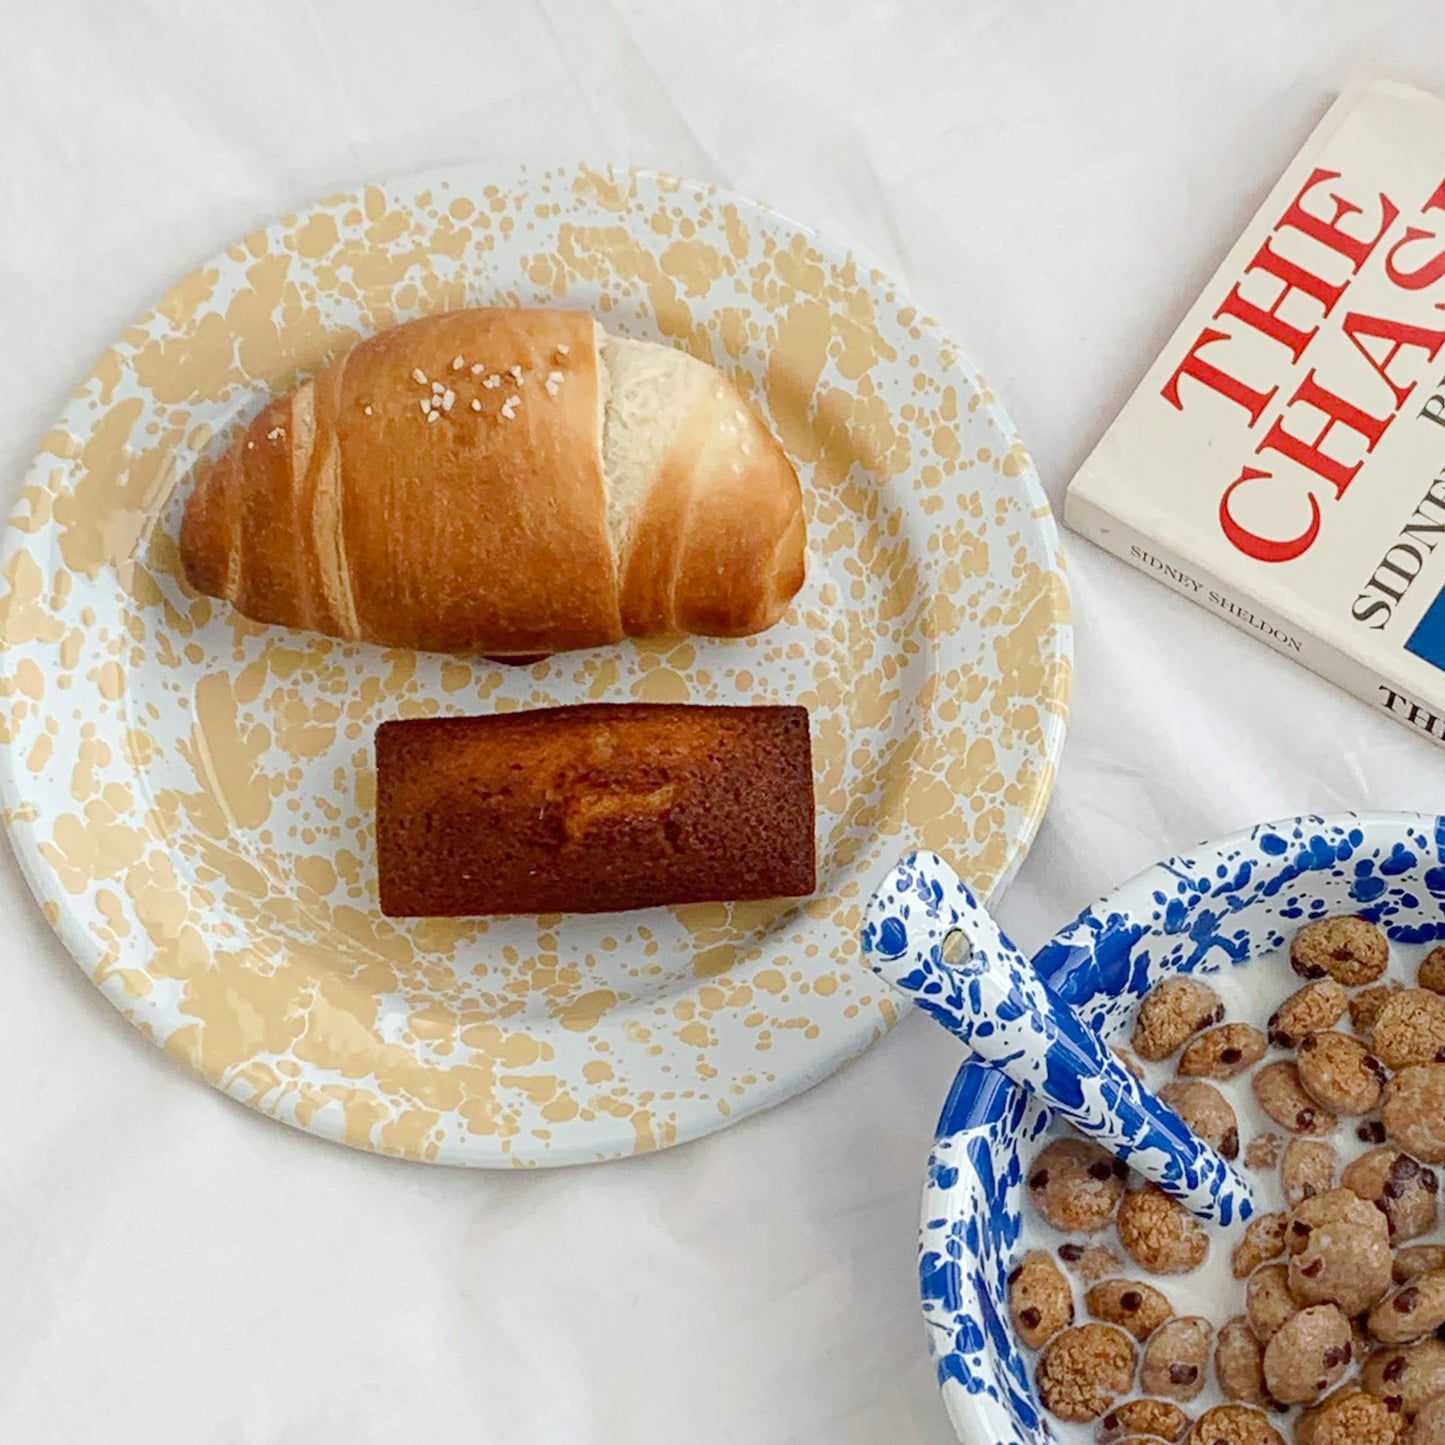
[[374, 703, 816, 916]]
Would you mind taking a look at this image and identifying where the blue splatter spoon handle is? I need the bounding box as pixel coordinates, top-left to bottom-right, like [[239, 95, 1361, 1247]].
[[862, 850, 1255, 1226]]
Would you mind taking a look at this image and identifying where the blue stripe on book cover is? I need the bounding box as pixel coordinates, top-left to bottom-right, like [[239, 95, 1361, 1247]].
[[1406, 587, 1445, 673]]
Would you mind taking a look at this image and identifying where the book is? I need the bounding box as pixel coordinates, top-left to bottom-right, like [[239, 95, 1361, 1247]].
[[1065, 74, 1445, 750]]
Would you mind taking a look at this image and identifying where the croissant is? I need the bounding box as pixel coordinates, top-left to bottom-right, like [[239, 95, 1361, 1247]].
[[179, 308, 806, 657]]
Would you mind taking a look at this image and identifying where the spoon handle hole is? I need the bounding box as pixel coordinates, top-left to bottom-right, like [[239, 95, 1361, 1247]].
[[941, 928, 971, 968]]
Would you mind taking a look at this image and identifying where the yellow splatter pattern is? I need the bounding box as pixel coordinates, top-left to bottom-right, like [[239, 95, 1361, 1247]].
[[0, 164, 1071, 1166]]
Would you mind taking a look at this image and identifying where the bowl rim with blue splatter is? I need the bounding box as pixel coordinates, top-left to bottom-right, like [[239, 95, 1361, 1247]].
[[918, 811, 1445, 1445]]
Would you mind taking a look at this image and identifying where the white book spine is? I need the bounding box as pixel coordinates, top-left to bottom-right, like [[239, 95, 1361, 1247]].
[[1065, 488, 1445, 752]]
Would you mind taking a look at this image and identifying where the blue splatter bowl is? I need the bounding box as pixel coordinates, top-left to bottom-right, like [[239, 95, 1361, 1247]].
[[920, 812, 1445, 1445]]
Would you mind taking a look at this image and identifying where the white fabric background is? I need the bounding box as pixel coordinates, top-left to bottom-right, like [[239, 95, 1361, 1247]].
[[6, 3, 1445, 1441]]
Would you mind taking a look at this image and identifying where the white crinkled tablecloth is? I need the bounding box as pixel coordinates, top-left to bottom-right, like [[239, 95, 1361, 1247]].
[[5, 3, 1445, 1441]]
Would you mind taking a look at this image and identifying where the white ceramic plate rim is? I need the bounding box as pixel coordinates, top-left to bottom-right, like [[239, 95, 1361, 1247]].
[[0, 162, 1072, 1166]]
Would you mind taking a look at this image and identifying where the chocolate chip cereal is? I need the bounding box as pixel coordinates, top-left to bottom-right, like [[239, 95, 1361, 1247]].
[[1035, 1324, 1137, 1421], [1232, 1213, 1287, 1279], [1261, 1303, 1353, 1405], [1142, 1316, 1213, 1401], [1371, 990, 1445, 1071], [1098, 1398, 1193, 1443], [1286, 1189, 1393, 1315], [1059, 1242, 1124, 1283], [1028, 1138, 1129, 1232], [1343, 1148, 1440, 1244], [1247, 1262, 1299, 1343], [1382, 1065, 1445, 1163], [1012, 919, 1445, 1445], [1086, 1278, 1175, 1341], [1134, 977, 1226, 1061], [1417, 947, 1445, 997], [1215, 1316, 1271, 1407], [1366, 1270, 1445, 1346], [1008, 1249, 1073, 1349], [1353, 983, 1405, 1039], [1296, 1388, 1404, 1445], [1271, 981, 1349, 1050], [1119, 1185, 1210, 1275], [1408, 1393, 1445, 1443], [1360, 1337, 1445, 1418], [1282, 1140, 1338, 1209], [1296, 1031, 1387, 1115], [1253, 1061, 1339, 1137], [1292, 917, 1390, 987], [1185, 1404, 1284, 1445], [1394, 1245, 1445, 1283], [1179, 1024, 1268, 1082], [1159, 1080, 1240, 1161], [1247, 1133, 1285, 1170]]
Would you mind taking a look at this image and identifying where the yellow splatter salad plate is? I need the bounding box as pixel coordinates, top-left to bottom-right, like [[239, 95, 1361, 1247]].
[[0, 165, 1071, 1166]]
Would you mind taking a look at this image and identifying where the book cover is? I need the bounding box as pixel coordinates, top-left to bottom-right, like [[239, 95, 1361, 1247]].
[[1066, 74, 1445, 748]]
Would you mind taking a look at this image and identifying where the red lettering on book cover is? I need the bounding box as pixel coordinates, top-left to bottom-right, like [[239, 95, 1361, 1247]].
[[1156, 158, 1445, 563]]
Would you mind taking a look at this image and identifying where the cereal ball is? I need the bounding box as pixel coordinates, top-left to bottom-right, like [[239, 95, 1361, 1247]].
[[1361, 1337, 1445, 1418], [1353, 983, 1406, 1039], [1382, 1066, 1445, 1162], [1179, 1023, 1269, 1081], [1418, 946, 1445, 996], [1297, 1031, 1387, 1115], [1008, 1249, 1073, 1349], [1142, 1316, 1213, 1401], [1086, 1278, 1174, 1341], [1232, 1213, 1287, 1279], [1133, 977, 1226, 1061], [1098, 1398, 1193, 1443], [1028, 1137, 1130, 1232], [1282, 1140, 1339, 1209], [1270, 981, 1349, 1049], [1342, 1147, 1440, 1243], [1406, 1394, 1445, 1445], [1247, 1263, 1299, 1343], [1262, 1303, 1353, 1406], [1285, 1188, 1392, 1315], [1254, 1062, 1340, 1137], [1118, 1185, 1210, 1275], [1058, 1242, 1124, 1283], [1035, 1323, 1137, 1422], [1292, 916, 1390, 986], [1185, 1404, 1284, 1445], [1367, 1270, 1445, 1346], [1159, 1079, 1240, 1160], [1215, 1315, 1270, 1407], [1247, 1133, 1285, 1171], [1296, 1388, 1405, 1445], [1394, 1245, 1445, 1284], [1372, 990, 1445, 1070]]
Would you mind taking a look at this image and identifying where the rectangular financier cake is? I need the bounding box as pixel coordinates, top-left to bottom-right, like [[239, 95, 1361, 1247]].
[[374, 703, 816, 916]]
